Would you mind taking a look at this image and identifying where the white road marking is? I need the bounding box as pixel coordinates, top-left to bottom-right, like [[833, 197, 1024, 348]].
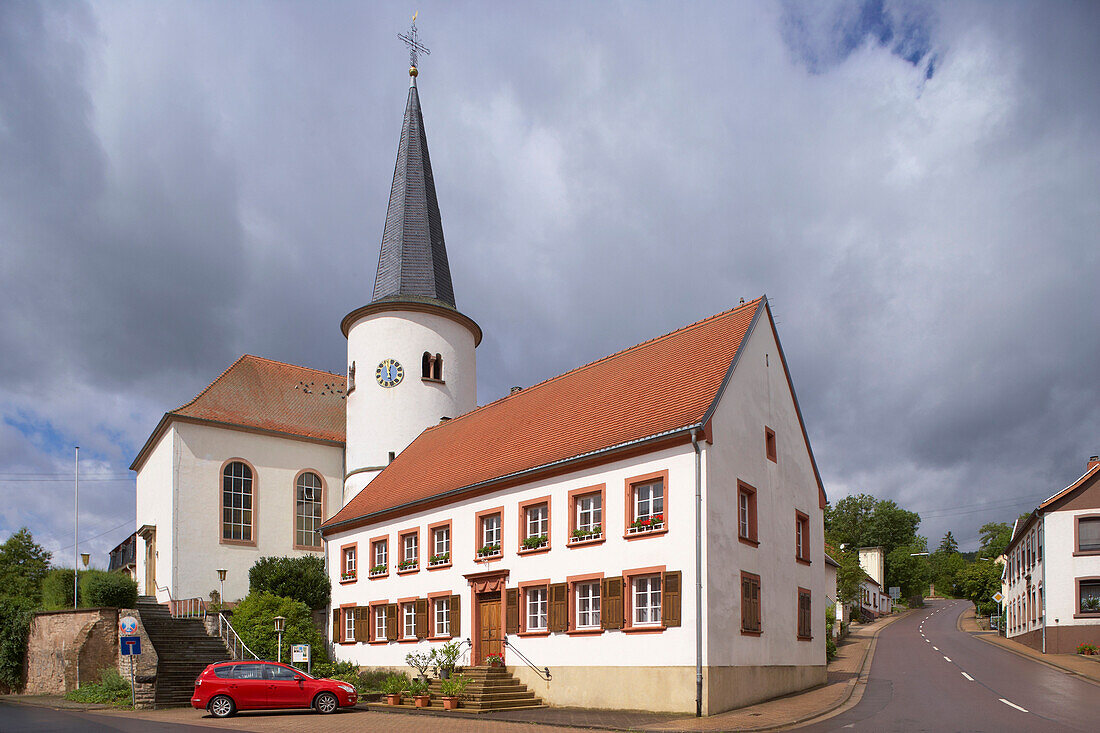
[[962, 672, 974, 681], [943, 656, 951, 662], [925, 639, 930, 643], [999, 698, 1029, 713], [933, 646, 939, 650]]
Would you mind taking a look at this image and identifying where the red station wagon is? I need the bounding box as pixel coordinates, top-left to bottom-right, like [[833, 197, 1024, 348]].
[[192, 660, 357, 717]]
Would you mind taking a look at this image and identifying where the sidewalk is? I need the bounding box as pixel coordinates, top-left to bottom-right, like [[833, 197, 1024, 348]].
[[958, 606, 1100, 686]]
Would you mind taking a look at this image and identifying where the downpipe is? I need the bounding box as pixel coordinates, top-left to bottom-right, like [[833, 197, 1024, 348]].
[[691, 428, 703, 717]]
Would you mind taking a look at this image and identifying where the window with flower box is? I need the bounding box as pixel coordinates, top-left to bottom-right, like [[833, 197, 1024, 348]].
[[625, 471, 667, 538], [398, 529, 419, 573], [340, 544, 357, 582], [795, 511, 810, 564], [518, 496, 550, 553], [738, 481, 759, 546], [568, 485, 604, 546], [369, 537, 388, 577], [428, 521, 451, 567], [475, 507, 503, 559]]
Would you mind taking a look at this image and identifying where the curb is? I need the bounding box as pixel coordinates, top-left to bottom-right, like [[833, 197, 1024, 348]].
[[957, 607, 1100, 688]]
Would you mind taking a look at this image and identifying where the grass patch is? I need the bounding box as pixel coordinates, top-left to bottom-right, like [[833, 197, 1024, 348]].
[[64, 668, 131, 706]]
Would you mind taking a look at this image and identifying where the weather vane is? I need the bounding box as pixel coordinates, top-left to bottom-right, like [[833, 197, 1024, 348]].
[[398, 12, 430, 72]]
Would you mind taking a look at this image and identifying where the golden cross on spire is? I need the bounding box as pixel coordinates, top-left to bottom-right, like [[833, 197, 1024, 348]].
[[398, 12, 430, 71]]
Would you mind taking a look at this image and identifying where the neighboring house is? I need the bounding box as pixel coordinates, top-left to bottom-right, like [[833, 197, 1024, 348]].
[[1003, 456, 1100, 653], [130, 356, 345, 603], [317, 65, 830, 716], [108, 531, 137, 580], [824, 549, 840, 638], [858, 573, 889, 618]]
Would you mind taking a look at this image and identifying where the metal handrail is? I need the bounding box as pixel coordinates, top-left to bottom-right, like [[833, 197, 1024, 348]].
[[172, 597, 207, 620], [503, 637, 551, 681], [217, 612, 260, 660]]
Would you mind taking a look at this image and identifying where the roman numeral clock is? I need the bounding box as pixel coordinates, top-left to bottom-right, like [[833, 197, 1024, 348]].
[[375, 359, 404, 388]]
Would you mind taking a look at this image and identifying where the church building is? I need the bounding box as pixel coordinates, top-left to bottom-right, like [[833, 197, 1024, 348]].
[[131, 49, 829, 715]]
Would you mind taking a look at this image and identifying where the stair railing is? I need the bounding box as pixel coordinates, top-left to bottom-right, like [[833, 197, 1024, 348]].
[[502, 637, 551, 681], [171, 597, 207, 620], [217, 612, 260, 661]]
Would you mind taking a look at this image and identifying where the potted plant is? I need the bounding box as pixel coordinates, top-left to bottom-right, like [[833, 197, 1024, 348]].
[[571, 525, 601, 542], [439, 674, 469, 710], [522, 534, 548, 550], [341, 571, 356, 581], [398, 558, 418, 571], [431, 640, 462, 679], [429, 551, 450, 566], [406, 650, 434, 683], [380, 673, 408, 705], [477, 543, 501, 558], [369, 563, 387, 576], [408, 678, 431, 707], [485, 652, 505, 668]]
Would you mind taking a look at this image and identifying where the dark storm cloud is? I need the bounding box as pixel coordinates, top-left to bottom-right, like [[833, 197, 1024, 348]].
[[1, 0, 1098, 559]]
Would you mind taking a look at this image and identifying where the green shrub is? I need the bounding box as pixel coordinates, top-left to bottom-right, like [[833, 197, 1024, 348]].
[[439, 674, 469, 698], [0, 528, 51, 606], [231, 592, 328, 664], [1077, 643, 1098, 655], [408, 678, 430, 696], [248, 556, 330, 610], [41, 568, 76, 610], [0, 598, 35, 693], [358, 667, 391, 691], [81, 571, 137, 608], [826, 637, 838, 661], [380, 672, 409, 695], [64, 668, 132, 705]]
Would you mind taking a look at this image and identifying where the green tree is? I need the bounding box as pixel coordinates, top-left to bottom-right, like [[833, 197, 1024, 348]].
[[0, 598, 35, 693], [886, 543, 931, 598], [977, 522, 1013, 559], [248, 556, 330, 610], [956, 560, 1003, 615], [938, 531, 959, 554], [825, 494, 921, 557], [0, 528, 51, 605], [835, 550, 864, 606], [930, 548, 966, 597], [41, 568, 76, 610], [231, 592, 328, 664]]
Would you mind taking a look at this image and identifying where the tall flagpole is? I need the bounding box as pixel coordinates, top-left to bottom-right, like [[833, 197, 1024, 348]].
[[74, 446, 79, 610]]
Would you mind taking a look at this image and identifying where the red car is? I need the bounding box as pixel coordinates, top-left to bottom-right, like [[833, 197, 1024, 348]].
[[192, 660, 357, 717]]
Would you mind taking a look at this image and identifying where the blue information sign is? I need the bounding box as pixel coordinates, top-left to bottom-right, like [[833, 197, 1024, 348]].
[[120, 636, 142, 656]]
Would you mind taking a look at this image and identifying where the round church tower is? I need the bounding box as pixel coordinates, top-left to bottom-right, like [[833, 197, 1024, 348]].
[[342, 67, 480, 506]]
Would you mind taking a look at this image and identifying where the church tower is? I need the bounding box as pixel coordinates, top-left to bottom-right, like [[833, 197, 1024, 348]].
[[341, 44, 480, 506]]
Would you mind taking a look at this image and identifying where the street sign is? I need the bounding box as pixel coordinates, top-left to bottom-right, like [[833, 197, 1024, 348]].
[[291, 644, 310, 663], [889, 586, 901, 600], [992, 591, 1004, 603], [119, 616, 138, 635], [120, 636, 142, 656]]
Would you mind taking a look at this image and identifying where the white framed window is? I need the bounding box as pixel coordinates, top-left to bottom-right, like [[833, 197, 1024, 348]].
[[739, 491, 750, 537], [577, 494, 601, 532], [435, 598, 450, 636], [222, 461, 254, 541], [403, 603, 416, 638], [634, 480, 664, 521], [344, 609, 355, 641], [373, 540, 387, 568], [577, 582, 601, 628], [526, 504, 548, 538], [374, 606, 387, 641], [527, 587, 548, 631], [482, 514, 501, 547], [434, 527, 450, 556], [634, 576, 662, 625], [295, 472, 323, 548], [343, 547, 356, 574], [403, 533, 418, 562]]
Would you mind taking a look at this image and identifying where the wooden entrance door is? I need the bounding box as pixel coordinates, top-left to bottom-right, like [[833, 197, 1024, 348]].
[[477, 592, 502, 665], [144, 531, 156, 594]]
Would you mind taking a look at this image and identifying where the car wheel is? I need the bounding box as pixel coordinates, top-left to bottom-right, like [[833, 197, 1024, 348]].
[[314, 691, 339, 714], [209, 695, 236, 718]]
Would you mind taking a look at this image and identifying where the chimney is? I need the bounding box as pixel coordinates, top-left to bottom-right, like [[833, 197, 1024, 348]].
[[1089, 455, 1100, 472], [510, 386, 523, 394]]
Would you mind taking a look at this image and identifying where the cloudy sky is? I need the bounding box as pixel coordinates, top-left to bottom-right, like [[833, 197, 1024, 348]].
[[2, 0, 1098, 564]]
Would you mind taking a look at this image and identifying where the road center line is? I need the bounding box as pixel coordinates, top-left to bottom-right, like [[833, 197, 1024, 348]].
[[999, 698, 1029, 713], [933, 646, 938, 650], [943, 656, 951, 662], [961, 672, 973, 681]]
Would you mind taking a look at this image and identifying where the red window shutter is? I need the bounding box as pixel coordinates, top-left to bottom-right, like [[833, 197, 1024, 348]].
[[506, 588, 519, 634], [662, 570, 682, 627]]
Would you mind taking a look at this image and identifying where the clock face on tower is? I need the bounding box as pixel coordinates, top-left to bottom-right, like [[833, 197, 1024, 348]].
[[375, 359, 404, 388]]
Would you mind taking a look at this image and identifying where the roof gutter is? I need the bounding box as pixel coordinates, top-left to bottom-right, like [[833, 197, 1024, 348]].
[[323, 422, 704, 536]]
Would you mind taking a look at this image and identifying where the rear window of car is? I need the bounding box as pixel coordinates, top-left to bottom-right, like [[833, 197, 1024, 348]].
[[232, 664, 265, 680], [213, 665, 238, 679]]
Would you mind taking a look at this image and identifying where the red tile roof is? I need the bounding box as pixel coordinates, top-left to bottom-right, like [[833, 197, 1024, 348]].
[[131, 355, 346, 470], [324, 299, 767, 532], [1039, 462, 1100, 510]]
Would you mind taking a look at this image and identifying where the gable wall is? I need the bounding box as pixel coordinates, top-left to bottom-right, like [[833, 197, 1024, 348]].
[[135, 425, 176, 600], [704, 309, 825, 671]]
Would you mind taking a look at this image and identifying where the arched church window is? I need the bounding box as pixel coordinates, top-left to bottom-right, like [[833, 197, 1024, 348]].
[[422, 352, 432, 379], [222, 461, 253, 542], [432, 353, 443, 381], [295, 472, 323, 549]]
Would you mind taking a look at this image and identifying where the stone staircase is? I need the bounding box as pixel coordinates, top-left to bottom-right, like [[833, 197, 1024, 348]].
[[389, 666, 544, 712], [136, 596, 231, 708]]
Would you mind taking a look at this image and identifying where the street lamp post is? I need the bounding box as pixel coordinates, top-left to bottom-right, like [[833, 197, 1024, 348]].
[[274, 616, 286, 663], [81, 553, 90, 569], [216, 569, 227, 607]]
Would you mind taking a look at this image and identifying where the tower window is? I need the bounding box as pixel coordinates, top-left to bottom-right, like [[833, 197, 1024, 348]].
[[422, 352, 444, 381], [433, 353, 443, 380], [347, 362, 355, 394]]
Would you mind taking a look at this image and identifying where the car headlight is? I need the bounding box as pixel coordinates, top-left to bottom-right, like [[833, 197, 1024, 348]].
[[338, 684, 355, 694]]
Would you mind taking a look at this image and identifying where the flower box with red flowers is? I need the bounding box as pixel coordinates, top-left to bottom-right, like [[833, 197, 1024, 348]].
[[627, 514, 665, 535], [485, 653, 505, 668]]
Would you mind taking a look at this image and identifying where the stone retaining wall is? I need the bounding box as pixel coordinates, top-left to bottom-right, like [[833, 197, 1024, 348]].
[[23, 608, 119, 695]]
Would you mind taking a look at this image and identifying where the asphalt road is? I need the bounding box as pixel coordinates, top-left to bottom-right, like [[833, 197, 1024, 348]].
[[799, 598, 1100, 732], [0, 701, 215, 732]]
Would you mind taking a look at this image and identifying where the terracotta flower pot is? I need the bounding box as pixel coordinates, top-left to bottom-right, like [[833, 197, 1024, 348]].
[[415, 695, 431, 708], [385, 694, 402, 705], [441, 696, 459, 710]]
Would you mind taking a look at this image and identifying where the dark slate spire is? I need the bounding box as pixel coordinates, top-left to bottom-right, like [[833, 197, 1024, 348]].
[[372, 74, 456, 308]]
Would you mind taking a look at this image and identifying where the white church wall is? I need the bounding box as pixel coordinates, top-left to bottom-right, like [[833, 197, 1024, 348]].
[[163, 421, 343, 603], [703, 310, 826, 709], [344, 308, 477, 505], [328, 442, 699, 673], [135, 425, 176, 601]]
